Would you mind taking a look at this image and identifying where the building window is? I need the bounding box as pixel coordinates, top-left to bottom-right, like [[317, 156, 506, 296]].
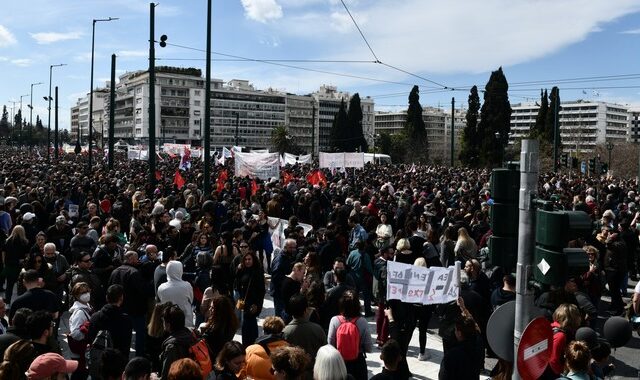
[[194, 90, 201, 96]]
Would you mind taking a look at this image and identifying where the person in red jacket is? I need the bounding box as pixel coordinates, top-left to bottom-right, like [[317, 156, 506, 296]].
[[547, 303, 582, 378]]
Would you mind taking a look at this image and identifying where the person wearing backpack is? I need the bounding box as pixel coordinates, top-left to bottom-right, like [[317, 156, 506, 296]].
[[87, 284, 132, 372], [327, 290, 373, 380], [160, 304, 211, 380]]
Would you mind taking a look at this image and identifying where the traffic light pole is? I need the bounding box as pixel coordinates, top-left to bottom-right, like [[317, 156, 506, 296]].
[[513, 139, 539, 380]]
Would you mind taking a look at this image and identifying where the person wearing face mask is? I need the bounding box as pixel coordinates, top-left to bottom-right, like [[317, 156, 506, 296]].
[[68, 282, 92, 380]]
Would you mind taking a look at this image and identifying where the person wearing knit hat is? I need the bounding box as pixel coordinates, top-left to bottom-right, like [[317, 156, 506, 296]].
[[26, 352, 78, 379]]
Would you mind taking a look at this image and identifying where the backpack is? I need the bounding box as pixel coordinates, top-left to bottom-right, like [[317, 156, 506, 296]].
[[336, 316, 361, 361], [86, 329, 113, 379], [190, 334, 213, 379]]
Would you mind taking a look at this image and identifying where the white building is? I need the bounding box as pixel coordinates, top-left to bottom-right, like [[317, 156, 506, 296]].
[[70, 88, 108, 144], [311, 85, 375, 153], [510, 100, 629, 154], [373, 106, 465, 163]]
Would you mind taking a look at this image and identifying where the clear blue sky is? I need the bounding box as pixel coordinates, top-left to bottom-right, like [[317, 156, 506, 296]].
[[2, 0, 640, 129]]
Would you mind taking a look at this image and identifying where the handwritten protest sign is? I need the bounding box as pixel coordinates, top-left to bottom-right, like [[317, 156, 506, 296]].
[[387, 261, 460, 305]]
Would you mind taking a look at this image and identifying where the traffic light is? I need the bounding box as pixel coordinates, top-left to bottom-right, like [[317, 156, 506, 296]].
[[601, 163, 608, 174], [159, 34, 168, 48], [488, 167, 520, 273], [571, 157, 578, 169], [534, 210, 591, 286], [561, 153, 568, 168], [588, 158, 596, 174]]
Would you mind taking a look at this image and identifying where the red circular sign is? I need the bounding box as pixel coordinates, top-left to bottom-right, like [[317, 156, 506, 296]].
[[517, 317, 553, 380]]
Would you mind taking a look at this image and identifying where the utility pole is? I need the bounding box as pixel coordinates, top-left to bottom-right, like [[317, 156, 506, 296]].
[[30, 82, 43, 146], [311, 103, 316, 158], [47, 63, 66, 162], [203, 0, 212, 195], [450, 97, 455, 167], [513, 139, 539, 380], [54, 86, 59, 159], [148, 3, 157, 187], [234, 112, 239, 146], [552, 90, 559, 172], [88, 16, 119, 171], [108, 54, 116, 170]]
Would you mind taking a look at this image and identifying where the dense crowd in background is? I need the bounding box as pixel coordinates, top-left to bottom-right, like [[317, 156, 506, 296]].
[[0, 146, 637, 379]]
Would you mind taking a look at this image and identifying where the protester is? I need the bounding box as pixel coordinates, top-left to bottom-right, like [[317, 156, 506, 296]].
[[270, 346, 311, 380], [26, 353, 78, 380], [241, 316, 289, 380], [201, 295, 239, 361], [157, 260, 194, 329], [313, 344, 349, 380], [234, 249, 265, 347], [159, 304, 196, 380], [214, 341, 246, 380]]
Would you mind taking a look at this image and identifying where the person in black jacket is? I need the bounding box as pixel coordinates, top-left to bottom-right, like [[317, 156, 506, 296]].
[[160, 304, 196, 380], [235, 250, 265, 347], [438, 309, 483, 380], [67, 251, 105, 311], [0, 307, 31, 359], [87, 284, 132, 363], [109, 251, 147, 357]]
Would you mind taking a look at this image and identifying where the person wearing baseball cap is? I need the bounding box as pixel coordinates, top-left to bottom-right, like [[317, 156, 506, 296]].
[[26, 352, 78, 379]]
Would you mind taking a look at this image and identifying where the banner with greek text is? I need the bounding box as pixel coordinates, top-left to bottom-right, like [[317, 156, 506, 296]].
[[344, 152, 364, 168], [386, 261, 460, 305], [283, 153, 312, 166], [319, 152, 344, 169], [162, 143, 191, 156], [234, 152, 280, 180]]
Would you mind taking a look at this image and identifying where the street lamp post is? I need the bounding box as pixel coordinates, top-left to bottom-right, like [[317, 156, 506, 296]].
[[88, 17, 118, 172], [46, 63, 66, 162], [18, 94, 28, 146], [606, 141, 614, 173], [29, 82, 43, 146]]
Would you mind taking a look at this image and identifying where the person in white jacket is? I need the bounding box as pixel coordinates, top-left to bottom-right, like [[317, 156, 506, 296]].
[[68, 281, 92, 380], [157, 260, 194, 329]]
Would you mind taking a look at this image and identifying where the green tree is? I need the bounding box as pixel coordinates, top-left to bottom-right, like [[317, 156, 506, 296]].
[[478, 67, 512, 167], [459, 85, 481, 166], [347, 93, 367, 152], [404, 85, 428, 162], [330, 99, 348, 151], [544, 86, 561, 146], [0, 105, 9, 138], [271, 124, 301, 155], [532, 89, 548, 139]]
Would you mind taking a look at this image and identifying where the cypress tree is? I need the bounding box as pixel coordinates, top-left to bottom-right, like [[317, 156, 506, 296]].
[[478, 67, 512, 167], [459, 85, 480, 166], [347, 93, 367, 152], [545, 87, 561, 145], [405, 85, 428, 162], [330, 99, 348, 151], [533, 89, 548, 139]]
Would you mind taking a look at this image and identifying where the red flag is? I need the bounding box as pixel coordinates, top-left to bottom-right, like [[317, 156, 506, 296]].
[[174, 170, 185, 190], [306, 170, 327, 187], [216, 169, 228, 194], [251, 178, 258, 196], [155, 170, 162, 181], [282, 171, 293, 186]]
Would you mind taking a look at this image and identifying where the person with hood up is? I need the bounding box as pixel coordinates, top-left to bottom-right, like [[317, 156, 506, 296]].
[[158, 260, 194, 329]]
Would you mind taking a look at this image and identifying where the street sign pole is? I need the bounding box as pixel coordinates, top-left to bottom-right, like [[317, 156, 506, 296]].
[[514, 139, 539, 379]]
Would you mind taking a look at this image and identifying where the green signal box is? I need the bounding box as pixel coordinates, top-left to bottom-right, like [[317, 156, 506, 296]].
[[534, 210, 591, 286]]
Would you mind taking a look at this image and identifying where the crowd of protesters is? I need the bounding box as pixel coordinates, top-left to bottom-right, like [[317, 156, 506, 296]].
[[0, 147, 637, 379]]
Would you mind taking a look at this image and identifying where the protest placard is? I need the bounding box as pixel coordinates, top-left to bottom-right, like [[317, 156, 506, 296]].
[[387, 261, 460, 305]]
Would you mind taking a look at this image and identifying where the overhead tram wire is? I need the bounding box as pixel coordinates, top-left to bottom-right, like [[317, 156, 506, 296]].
[[158, 42, 440, 89], [451, 72, 640, 91], [338, 0, 452, 90]]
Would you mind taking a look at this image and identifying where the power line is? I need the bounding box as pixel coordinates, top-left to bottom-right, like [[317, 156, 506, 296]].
[[339, 0, 380, 63], [160, 42, 441, 88], [157, 57, 379, 64]]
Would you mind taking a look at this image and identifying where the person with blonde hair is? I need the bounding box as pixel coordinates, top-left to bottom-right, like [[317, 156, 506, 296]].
[[454, 227, 477, 261], [240, 316, 289, 380], [313, 344, 348, 380], [394, 238, 413, 264], [547, 303, 582, 377]]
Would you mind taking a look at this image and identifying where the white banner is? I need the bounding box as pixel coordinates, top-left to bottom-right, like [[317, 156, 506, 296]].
[[251, 149, 269, 154], [191, 148, 202, 158], [387, 261, 460, 305], [162, 143, 191, 156], [283, 153, 312, 166], [128, 149, 141, 160], [234, 152, 280, 180], [344, 152, 364, 168], [319, 152, 345, 169]]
